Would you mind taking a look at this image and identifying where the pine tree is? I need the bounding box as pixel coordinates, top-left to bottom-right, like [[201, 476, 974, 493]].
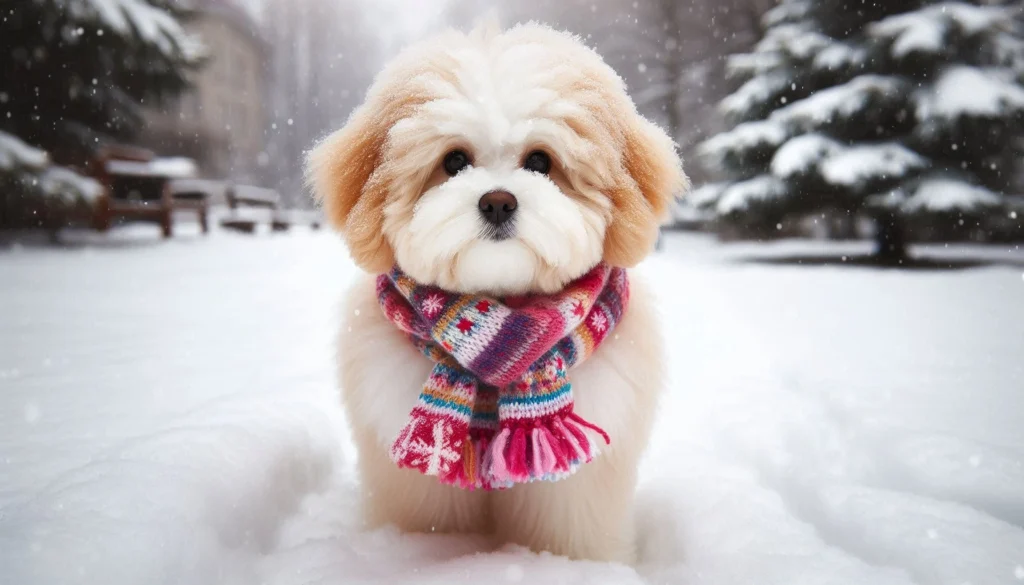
[[697, 0, 1024, 259], [0, 0, 199, 226], [1, 0, 200, 164]]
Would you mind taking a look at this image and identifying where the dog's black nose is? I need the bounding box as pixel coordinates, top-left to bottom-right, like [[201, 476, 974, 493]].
[[478, 190, 518, 225]]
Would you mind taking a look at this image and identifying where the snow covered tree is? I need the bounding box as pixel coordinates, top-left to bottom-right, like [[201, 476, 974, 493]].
[[0, 130, 102, 228], [0, 0, 200, 164], [0, 0, 198, 227], [698, 0, 1024, 259]]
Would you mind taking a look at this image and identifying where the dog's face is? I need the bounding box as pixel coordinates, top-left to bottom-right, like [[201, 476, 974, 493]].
[[307, 24, 686, 295]]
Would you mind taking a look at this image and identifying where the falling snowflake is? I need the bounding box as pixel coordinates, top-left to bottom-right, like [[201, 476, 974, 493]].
[[589, 311, 608, 333], [422, 294, 445, 318]]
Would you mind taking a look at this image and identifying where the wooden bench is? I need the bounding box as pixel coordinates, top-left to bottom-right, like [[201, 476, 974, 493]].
[[279, 208, 322, 231], [91, 146, 208, 238], [221, 184, 322, 233], [221, 184, 280, 233]]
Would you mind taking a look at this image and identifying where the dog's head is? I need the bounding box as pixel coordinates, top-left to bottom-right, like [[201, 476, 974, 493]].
[[307, 23, 687, 295]]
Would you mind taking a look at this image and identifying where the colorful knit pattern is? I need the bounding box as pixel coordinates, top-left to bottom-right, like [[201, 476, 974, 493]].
[[377, 263, 629, 490]]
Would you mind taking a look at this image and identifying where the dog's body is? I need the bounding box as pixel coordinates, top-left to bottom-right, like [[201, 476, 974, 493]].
[[307, 23, 686, 562], [338, 272, 663, 562]]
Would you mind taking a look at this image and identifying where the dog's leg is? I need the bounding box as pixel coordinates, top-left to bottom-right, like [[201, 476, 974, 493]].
[[339, 276, 493, 535], [354, 429, 492, 534], [491, 275, 663, 563], [490, 449, 639, 563]]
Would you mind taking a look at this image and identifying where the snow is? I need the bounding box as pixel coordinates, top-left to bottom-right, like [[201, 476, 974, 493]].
[[819, 143, 927, 188], [890, 17, 944, 58], [77, 0, 131, 35], [686, 182, 729, 210], [716, 175, 786, 215], [698, 120, 788, 165], [675, 183, 727, 223], [770, 136, 926, 191], [67, 0, 199, 59], [149, 157, 198, 178], [671, 200, 712, 224], [994, 33, 1024, 73], [0, 130, 101, 202], [870, 9, 947, 57], [2, 229, 1024, 584], [785, 31, 832, 61], [0, 131, 49, 171], [771, 133, 840, 178], [901, 178, 1002, 213], [943, 2, 1008, 36], [870, 3, 1009, 59], [772, 75, 904, 131], [755, 24, 832, 60], [169, 178, 228, 200], [232, 184, 280, 205], [726, 52, 783, 79], [915, 66, 1024, 121], [106, 156, 198, 178], [812, 43, 866, 72], [721, 72, 791, 120], [40, 166, 104, 202], [762, 1, 811, 29]]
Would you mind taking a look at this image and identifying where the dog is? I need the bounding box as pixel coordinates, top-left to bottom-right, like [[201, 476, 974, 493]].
[[306, 22, 686, 563]]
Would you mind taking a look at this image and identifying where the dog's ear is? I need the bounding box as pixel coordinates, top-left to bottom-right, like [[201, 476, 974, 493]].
[[307, 78, 443, 273], [603, 115, 688, 267], [306, 103, 396, 273]]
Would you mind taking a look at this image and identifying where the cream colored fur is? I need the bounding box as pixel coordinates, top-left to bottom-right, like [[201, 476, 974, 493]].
[[307, 22, 685, 563]]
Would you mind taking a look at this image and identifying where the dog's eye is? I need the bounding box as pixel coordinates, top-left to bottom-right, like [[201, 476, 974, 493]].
[[523, 150, 551, 175], [443, 150, 471, 176]]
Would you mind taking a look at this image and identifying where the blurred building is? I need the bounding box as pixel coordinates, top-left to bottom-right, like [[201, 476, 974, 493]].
[[141, 0, 269, 182]]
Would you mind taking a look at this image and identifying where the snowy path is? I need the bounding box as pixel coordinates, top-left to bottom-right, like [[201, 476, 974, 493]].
[[1, 229, 1022, 584]]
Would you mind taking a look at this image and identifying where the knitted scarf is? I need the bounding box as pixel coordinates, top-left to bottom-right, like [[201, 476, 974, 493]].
[[377, 263, 629, 490]]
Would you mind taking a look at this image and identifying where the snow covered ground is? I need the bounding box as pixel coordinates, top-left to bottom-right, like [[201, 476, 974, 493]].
[[1, 226, 1023, 585]]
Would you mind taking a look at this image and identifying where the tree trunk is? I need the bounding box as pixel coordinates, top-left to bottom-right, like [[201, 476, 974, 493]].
[[874, 213, 908, 263]]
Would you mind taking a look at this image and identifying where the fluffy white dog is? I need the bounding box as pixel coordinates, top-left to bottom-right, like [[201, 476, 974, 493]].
[[307, 23, 686, 563]]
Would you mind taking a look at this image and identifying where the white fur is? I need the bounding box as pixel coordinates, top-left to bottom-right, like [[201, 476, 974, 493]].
[[389, 166, 606, 296]]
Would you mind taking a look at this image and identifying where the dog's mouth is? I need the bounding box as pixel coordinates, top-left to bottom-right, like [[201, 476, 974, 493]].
[[480, 222, 516, 242]]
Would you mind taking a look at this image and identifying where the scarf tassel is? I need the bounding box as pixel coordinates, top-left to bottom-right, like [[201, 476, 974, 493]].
[[394, 411, 611, 489], [488, 412, 610, 485], [443, 433, 492, 490]]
